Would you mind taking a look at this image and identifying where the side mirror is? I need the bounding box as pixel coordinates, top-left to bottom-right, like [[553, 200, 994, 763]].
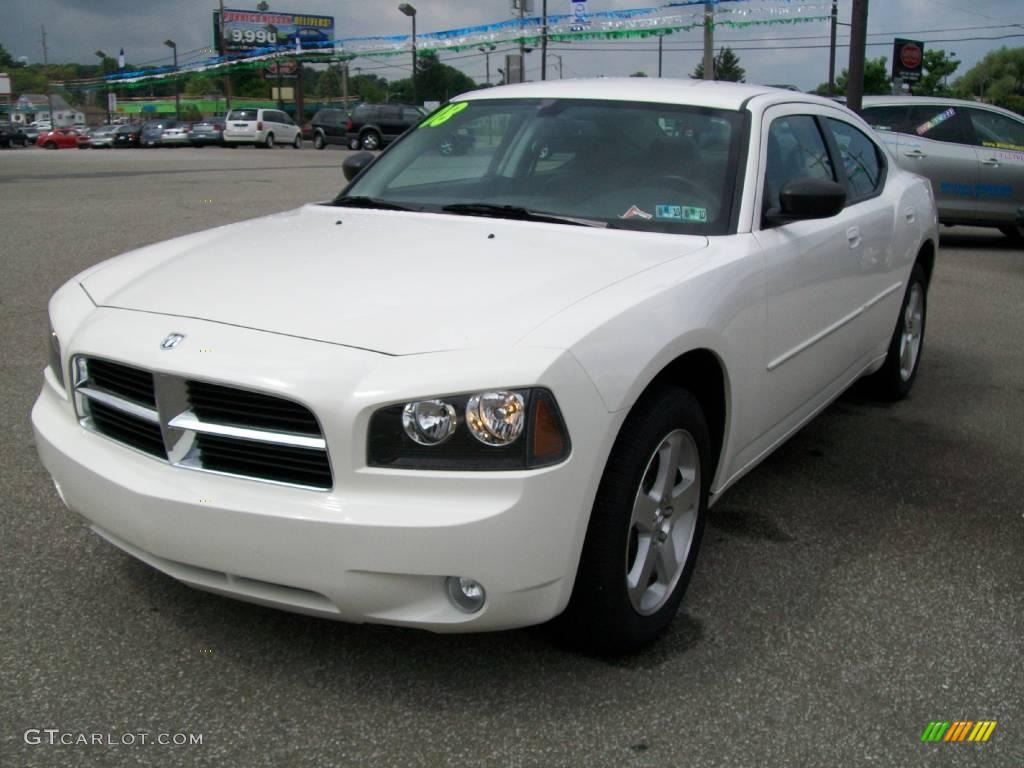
[[765, 178, 846, 226], [342, 151, 375, 182]]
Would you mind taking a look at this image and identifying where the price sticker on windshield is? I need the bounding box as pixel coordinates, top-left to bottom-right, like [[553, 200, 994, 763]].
[[423, 102, 468, 128]]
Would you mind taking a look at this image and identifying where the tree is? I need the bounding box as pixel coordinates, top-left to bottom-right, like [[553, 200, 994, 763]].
[[630, 71, 649, 78], [316, 66, 342, 99], [413, 52, 477, 103], [815, 56, 890, 96], [691, 47, 745, 82], [914, 49, 960, 97], [0, 42, 17, 69], [954, 46, 1024, 114]]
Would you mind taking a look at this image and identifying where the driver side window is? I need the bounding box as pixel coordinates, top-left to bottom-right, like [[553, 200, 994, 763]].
[[764, 115, 835, 215]]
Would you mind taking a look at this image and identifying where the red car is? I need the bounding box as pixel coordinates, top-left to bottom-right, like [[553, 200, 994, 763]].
[[36, 129, 90, 150]]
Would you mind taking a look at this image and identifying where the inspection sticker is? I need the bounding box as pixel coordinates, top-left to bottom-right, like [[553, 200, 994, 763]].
[[620, 205, 654, 220], [656, 204, 707, 222]]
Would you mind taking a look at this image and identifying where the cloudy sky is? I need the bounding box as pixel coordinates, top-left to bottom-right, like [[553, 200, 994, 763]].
[[3, 0, 1023, 91]]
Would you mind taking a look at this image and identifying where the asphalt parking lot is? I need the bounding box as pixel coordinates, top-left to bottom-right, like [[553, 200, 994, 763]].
[[1, 146, 1022, 768]]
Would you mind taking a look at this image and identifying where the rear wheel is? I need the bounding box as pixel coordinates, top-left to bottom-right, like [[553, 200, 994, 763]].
[[552, 387, 709, 654], [313, 132, 325, 150], [360, 130, 381, 151], [865, 262, 928, 400], [293, 133, 302, 149], [44, 141, 57, 150], [999, 225, 1023, 241], [264, 133, 275, 149]]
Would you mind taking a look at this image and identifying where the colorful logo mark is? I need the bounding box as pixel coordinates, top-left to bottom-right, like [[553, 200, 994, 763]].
[[921, 721, 997, 743]]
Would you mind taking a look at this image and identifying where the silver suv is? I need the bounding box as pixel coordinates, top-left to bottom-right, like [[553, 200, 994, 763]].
[[861, 96, 1024, 240]]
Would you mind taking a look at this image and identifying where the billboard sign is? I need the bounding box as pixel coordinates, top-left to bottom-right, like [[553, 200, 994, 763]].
[[215, 9, 334, 53], [892, 38, 924, 82]]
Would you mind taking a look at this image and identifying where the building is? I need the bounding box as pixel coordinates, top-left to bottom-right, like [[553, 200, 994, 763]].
[[11, 93, 84, 127]]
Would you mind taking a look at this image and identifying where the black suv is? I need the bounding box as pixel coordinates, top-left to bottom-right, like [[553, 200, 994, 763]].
[[310, 108, 349, 150], [0, 121, 29, 148], [345, 103, 425, 151]]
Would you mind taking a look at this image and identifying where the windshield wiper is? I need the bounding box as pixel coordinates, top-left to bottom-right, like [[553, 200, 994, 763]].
[[331, 196, 418, 212], [440, 203, 608, 228]]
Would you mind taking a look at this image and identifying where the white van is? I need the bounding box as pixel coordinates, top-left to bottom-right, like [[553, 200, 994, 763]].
[[222, 108, 302, 148]]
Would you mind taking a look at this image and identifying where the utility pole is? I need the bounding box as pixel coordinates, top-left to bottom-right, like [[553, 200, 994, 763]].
[[828, 0, 838, 96], [342, 62, 349, 109], [218, 0, 232, 111], [479, 45, 496, 86], [658, 32, 664, 78], [40, 26, 56, 126], [702, 3, 714, 80], [541, 0, 548, 80], [846, 0, 869, 114]]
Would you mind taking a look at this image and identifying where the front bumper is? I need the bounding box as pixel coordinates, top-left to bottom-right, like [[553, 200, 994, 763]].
[[32, 307, 612, 632]]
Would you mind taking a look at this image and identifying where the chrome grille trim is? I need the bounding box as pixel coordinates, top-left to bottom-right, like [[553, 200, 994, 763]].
[[72, 356, 333, 491]]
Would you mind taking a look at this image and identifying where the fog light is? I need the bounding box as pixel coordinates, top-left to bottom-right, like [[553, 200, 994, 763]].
[[446, 576, 486, 613]]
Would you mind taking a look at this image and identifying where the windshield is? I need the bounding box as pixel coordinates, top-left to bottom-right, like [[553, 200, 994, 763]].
[[341, 98, 744, 234]]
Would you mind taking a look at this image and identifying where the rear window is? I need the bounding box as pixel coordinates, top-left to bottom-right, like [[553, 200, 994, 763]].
[[227, 110, 259, 121]]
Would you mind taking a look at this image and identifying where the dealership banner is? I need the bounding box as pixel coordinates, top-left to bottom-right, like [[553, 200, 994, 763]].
[[215, 8, 334, 53]]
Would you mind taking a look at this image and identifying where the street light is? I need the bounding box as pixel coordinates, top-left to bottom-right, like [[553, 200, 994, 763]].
[[478, 44, 496, 86], [164, 39, 179, 121], [96, 50, 111, 123], [399, 4, 417, 105]]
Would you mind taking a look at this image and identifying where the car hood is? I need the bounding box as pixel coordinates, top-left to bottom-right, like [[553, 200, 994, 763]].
[[81, 204, 708, 355]]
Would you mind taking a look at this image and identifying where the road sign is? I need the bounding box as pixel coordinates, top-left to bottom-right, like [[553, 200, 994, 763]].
[[892, 38, 925, 82]]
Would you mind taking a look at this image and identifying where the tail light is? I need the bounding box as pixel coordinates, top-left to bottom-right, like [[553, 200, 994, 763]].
[[257, 121, 263, 130], [346, 118, 353, 130]]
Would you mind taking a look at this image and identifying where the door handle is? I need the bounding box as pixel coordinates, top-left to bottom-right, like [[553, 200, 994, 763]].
[[903, 149, 927, 159], [981, 157, 1000, 167], [847, 226, 862, 249]]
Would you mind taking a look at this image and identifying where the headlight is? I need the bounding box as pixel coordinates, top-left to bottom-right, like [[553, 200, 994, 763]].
[[48, 329, 63, 387], [368, 388, 570, 470]]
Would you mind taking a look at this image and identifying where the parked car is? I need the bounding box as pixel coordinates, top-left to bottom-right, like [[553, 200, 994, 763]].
[[222, 108, 302, 148], [88, 125, 119, 148], [861, 96, 1024, 240], [0, 121, 29, 147], [160, 123, 192, 147], [36, 128, 89, 149], [188, 119, 225, 147], [310, 108, 349, 149], [140, 120, 176, 147], [345, 103, 425, 150], [33, 80, 937, 653], [112, 123, 142, 148]]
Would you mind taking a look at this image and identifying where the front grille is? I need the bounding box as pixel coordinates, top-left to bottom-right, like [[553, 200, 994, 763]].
[[88, 359, 156, 407], [89, 400, 165, 458], [188, 381, 320, 435], [196, 434, 332, 489], [73, 357, 332, 491]]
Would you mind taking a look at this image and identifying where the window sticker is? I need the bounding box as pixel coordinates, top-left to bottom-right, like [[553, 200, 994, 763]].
[[916, 108, 955, 136], [422, 102, 468, 128], [982, 140, 1024, 153], [620, 205, 653, 220], [656, 204, 707, 222]]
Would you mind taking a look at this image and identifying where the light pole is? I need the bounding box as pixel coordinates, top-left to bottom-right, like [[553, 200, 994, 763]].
[[549, 54, 563, 79], [96, 50, 110, 123], [399, 4, 417, 105], [479, 44, 496, 86], [164, 39, 179, 121]]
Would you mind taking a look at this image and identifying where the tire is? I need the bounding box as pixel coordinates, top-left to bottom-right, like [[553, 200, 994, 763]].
[[865, 262, 928, 401], [360, 130, 380, 151], [313, 132, 325, 150], [293, 133, 302, 149], [44, 141, 57, 150], [348, 137, 360, 150], [552, 387, 710, 654], [999, 225, 1023, 241], [264, 133, 275, 149]]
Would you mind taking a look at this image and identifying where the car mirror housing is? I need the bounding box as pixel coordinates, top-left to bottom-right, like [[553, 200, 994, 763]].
[[342, 151, 376, 182], [765, 178, 847, 226]]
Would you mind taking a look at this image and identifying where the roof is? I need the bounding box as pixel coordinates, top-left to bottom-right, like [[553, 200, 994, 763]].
[[457, 78, 829, 112]]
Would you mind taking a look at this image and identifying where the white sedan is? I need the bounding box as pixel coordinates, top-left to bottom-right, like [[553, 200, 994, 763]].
[[33, 80, 937, 653]]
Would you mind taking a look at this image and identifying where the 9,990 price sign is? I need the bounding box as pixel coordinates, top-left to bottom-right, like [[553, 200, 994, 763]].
[[216, 8, 335, 52]]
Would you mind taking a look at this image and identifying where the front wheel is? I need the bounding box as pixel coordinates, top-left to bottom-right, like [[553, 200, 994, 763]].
[[44, 141, 57, 150], [999, 225, 1023, 242], [865, 262, 928, 400], [313, 132, 325, 150], [360, 131, 380, 151], [552, 387, 709, 654]]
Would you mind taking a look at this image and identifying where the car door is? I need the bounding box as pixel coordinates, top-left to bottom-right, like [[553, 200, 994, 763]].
[[962, 107, 1024, 227], [379, 106, 403, 142], [752, 108, 874, 434]]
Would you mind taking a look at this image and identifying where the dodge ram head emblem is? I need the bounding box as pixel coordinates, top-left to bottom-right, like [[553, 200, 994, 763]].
[[160, 333, 185, 350]]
